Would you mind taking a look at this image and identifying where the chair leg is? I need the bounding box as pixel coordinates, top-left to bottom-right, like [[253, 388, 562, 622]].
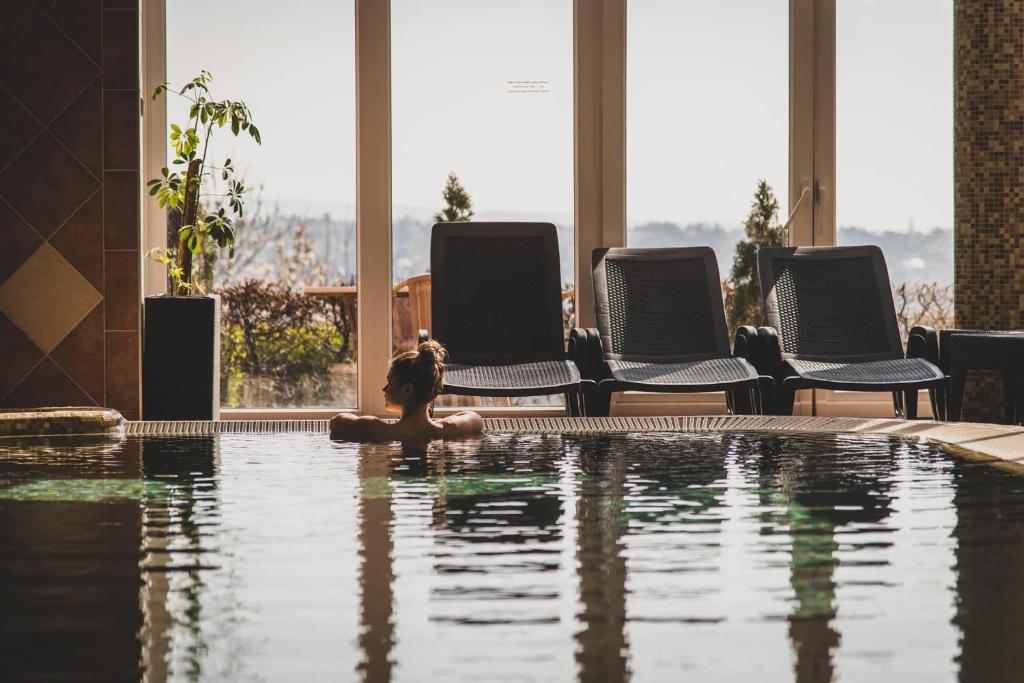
[[1016, 373, 1024, 425], [1002, 371, 1018, 425], [757, 378, 773, 416], [775, 384, 796, 416], [566, 390, 583, 418], [904, 389, 918, 420], [580, 383, 596, 417], [586, 385, 612, 418], [892, 391, 905, 418], [948, 371, 967, 422], [927, 387, 940, 421], [730, 384, 753, 415]]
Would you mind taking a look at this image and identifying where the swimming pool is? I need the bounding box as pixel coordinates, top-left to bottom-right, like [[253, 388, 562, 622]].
[[2, 425, 1023, 681]]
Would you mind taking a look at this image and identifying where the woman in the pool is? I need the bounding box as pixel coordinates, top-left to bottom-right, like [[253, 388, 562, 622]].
[[329, 339, 483, 442]]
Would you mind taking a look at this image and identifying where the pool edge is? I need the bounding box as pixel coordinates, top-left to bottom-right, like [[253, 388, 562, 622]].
[[124, 416, 1024, 471]]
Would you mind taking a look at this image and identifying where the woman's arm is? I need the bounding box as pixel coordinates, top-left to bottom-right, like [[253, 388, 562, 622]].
[[439, 411, 484, 438], [329, 413, 392, 441]]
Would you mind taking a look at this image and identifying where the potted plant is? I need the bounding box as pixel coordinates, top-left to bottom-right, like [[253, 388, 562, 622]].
[[143, 71, 261, 420]]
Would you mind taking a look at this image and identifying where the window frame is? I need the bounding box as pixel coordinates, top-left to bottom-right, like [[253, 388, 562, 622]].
[[143, 0, 928, 419]]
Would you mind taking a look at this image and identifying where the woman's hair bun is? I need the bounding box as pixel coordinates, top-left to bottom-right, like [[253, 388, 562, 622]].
[[417, 339, 447, 365]]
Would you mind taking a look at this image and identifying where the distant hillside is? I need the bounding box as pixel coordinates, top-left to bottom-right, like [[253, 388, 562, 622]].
[[226, 211, 953, 288], [629, 222, 953, 285], [838, 226, 952, 285]]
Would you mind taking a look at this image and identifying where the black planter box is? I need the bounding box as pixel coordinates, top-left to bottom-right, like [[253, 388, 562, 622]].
[[143, 295, 220, 420]]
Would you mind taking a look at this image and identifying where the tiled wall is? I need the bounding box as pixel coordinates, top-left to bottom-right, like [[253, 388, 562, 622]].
[[0, 1, 140, 419], [954, 0, 1024, 421]]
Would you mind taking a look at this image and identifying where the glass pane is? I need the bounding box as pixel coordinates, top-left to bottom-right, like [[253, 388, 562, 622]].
[[837, 1, 954, 337], [167, 1, 357, 409], [627, 0, 788, 330], [391, 0, 574, 408]]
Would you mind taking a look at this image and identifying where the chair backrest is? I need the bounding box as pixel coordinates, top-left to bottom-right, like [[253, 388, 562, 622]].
[[431, 222, 564, 364], [592, 247, 731, 362], [757, 245, 903, 361]]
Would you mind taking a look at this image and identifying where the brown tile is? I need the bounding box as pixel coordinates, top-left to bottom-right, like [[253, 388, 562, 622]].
[[0, 18, 99, 124], [50, 302, 104, 403], [47, 0, 102, 63], [105, 330, 139, 418], [0, 132, 100, 237], [0, 199, 43, 282], [102, 90, 138, 169], [49, 190, 103, 291], [0, 243, 102, 354], [0, 87, 42, 170], [102, 9, 137, 90], [0, 1, 43, 55], [2, 356, 96, 409], [103, 171, 139, 249], [50, 76, 102, 177], [104, 249, 139, 330], [0, 312, 44, 400]]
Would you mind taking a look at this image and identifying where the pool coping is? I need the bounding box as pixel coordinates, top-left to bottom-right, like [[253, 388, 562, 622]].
[[124, 416, 1024, 472]]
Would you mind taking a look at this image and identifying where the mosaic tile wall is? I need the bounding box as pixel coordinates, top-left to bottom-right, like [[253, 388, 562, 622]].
[[954, 0, 1024, 421], [0, 1, 139, 419]]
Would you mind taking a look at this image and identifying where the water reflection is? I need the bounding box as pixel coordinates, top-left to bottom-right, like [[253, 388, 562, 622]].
[[357, 442, 396, 681], [139, 436, 219, 683], [0, 437, 145, 682], [574, 436, 629, 680], [952, 458, 1024, 681], [3, 431, 1024, 680], [749, 436, 897, 682]]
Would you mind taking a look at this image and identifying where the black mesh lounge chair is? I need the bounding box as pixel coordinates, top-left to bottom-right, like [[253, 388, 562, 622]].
[[570, 247, 767, 417], [755, 245, 945, 419], [425, 222, 586, 415]]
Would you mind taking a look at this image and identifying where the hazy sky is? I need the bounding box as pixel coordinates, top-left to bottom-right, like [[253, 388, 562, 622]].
[[168, 0, 953, 232]]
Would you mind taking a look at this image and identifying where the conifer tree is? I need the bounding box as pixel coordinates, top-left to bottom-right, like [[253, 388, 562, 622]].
[[432, 172, 474, 223], [728, 179, 786, 330]]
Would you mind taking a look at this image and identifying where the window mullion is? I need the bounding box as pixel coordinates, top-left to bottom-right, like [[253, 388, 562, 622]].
[[355, 0, 392, 416]]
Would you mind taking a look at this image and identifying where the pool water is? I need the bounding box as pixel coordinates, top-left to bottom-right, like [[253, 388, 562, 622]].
[[2, 431, 1023, 682]]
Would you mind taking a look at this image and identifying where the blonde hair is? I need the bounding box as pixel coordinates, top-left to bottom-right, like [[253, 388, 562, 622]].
[[389, 339, 447, 410]]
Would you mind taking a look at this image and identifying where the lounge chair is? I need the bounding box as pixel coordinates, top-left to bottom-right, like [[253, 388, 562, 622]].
[[572, 247, 767, 416], [755, 245, 945, 418], [424, 222, 586, 415]]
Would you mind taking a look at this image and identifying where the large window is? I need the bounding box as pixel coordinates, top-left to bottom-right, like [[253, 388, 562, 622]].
[[167, 1, 356, 409], [149, 2, 959, 417], [627, 0, 789, 329], [836, 1, 954, 337], [390, 0, 574, 407]]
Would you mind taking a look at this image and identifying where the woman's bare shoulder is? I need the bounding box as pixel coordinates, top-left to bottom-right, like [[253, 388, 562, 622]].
[[329, 413, 395, 442], [439, 411, 484, 438]]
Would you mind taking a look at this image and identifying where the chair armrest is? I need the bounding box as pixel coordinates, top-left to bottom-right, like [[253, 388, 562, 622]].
[[568, 328, 609, 382], [906, 325, 939, 365], [568, 327, 588, 368], [755, 326, 784, 377], [418, 329, 429, 345], [732, 325, 759, 362]]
